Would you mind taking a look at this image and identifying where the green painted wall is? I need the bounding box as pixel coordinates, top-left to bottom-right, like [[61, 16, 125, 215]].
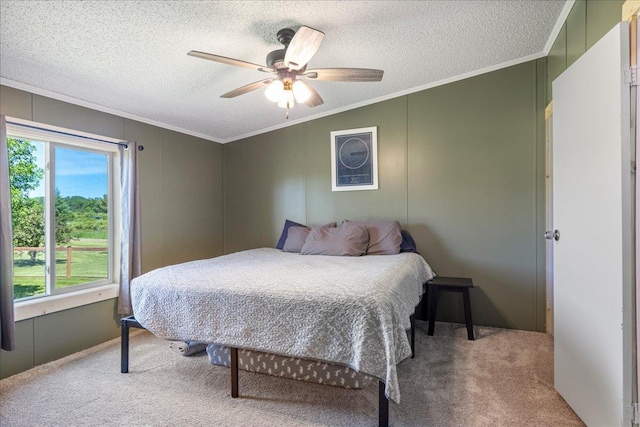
[[306, 97, 409, 225], [0, 84, 224, 379], [567, 0, 587, 67], [224, 124, 306, 254], [587, 0, 626, 49], [408, 61, 544, 330], [224, 59, 547, 332], [0, 300, 121, 378], [547, 0, 624, 103], [548, 22, 567, 104]]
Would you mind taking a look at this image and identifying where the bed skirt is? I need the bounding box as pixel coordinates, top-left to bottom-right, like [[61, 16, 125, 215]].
[[206, 344, 374, 389]]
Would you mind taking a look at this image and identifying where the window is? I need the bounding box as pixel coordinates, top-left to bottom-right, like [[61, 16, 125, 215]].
[[7, 120, 119, 302]]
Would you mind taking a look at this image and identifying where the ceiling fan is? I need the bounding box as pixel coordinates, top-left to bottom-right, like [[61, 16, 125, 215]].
[[187, 26, 384, 117]]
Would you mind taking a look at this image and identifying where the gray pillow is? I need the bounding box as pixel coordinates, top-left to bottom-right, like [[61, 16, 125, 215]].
[[300, 225, 369, 256], [343, 220, 402, 255], [282, 226, 311, 253], [282, 222, 337, 253]]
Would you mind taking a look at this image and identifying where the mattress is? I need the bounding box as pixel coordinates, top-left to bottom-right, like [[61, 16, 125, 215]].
[[206, 344, 375, 389], [131, 248, 435, 403]]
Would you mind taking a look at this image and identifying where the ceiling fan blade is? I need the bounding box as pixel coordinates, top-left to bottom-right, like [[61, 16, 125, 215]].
[[187, 51, 274, 72], [221, 79, 274, 98], [304, 68, 384, 82], [298, 81, 324, 107], [284, 26, 325, 71]]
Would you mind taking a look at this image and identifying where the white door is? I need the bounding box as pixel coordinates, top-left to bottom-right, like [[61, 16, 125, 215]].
[[552, 22, 633, 426]]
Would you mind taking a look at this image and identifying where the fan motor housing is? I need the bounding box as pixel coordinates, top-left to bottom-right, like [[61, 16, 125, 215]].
[[276, 28, 295, 45], [266, 49, 286, 69]]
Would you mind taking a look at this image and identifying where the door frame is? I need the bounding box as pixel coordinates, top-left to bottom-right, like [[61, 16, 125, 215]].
[[545, 101, 553, 336]]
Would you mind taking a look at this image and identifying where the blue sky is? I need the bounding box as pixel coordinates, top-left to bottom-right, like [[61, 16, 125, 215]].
[[31, 143, 108, 199]]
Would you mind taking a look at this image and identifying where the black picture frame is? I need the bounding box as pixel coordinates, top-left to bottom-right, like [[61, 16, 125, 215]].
[[330, 126, 378, 191]]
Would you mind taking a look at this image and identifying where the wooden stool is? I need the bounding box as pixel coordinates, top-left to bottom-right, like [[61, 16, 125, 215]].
[[426, 277, 474, 340]]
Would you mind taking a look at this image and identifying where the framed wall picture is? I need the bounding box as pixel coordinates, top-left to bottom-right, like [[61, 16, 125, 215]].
[[330, 126, 378, 192]]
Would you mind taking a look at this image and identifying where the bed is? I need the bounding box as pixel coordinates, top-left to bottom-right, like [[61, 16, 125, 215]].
[[126, 247, 435, 426]]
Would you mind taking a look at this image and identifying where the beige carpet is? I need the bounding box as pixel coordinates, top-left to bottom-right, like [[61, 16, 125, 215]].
[[0, 321, 583, 427]]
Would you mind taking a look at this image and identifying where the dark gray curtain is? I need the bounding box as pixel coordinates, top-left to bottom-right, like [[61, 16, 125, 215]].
[[118, 141, 141, 315], [0, 114, 16, 350]]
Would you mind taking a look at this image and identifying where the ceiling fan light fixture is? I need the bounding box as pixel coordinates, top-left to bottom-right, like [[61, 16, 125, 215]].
[[292, 80, 311, 103], [277, 89, 295, 109], [265, 80, 284, 102], [189, 26, 376, 116]]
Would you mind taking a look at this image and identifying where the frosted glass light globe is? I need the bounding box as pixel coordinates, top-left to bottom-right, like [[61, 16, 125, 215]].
[[265, 80, 284, 102], [292, 80, 311, 103]]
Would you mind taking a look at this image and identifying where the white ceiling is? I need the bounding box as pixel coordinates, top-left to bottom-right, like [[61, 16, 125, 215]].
[[0, 1, 569, 143]]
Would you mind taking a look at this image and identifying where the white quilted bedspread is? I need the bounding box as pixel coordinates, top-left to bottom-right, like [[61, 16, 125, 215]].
[[130, 248, 435, 403]]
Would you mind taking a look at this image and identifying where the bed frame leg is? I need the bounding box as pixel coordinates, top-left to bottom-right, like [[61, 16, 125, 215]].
[[120, 315, 144, 374], [410, 314, 415, 359], [378, 381, 389, 427], [121, 320, 129, 373], [231, 347, 239, 398]]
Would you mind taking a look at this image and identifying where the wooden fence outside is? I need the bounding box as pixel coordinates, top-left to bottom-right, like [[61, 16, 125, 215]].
[[14, 246, 107, 277]]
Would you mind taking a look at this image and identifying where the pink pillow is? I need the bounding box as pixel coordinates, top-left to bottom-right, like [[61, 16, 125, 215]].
[[282, 222, 337, 253], [300, 225, 369, 256], [343, 220, 402, 255]]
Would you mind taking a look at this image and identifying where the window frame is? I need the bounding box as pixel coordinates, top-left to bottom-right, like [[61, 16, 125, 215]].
[[6, 118, 122, 311], [45, 143, 114, 295]]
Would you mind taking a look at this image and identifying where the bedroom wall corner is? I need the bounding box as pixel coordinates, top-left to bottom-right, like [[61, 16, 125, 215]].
[[123, 122, 224, 271], [159, 129, 223, 265], [223, 124, 307, 254], [0, 84, 225, 379], [407, 61, 538, 331]]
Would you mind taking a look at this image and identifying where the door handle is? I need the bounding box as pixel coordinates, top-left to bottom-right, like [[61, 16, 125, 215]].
[[544, 230, 560, 241]]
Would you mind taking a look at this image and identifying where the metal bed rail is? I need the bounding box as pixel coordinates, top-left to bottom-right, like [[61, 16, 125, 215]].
[[120, 313, 417, 427]]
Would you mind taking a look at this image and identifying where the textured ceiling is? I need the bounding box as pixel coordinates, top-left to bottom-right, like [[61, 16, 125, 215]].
[[0, 1, 567, 143]]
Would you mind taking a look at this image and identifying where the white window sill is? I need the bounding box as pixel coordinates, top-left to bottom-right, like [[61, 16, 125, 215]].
[[14, 284, 120, 321]]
